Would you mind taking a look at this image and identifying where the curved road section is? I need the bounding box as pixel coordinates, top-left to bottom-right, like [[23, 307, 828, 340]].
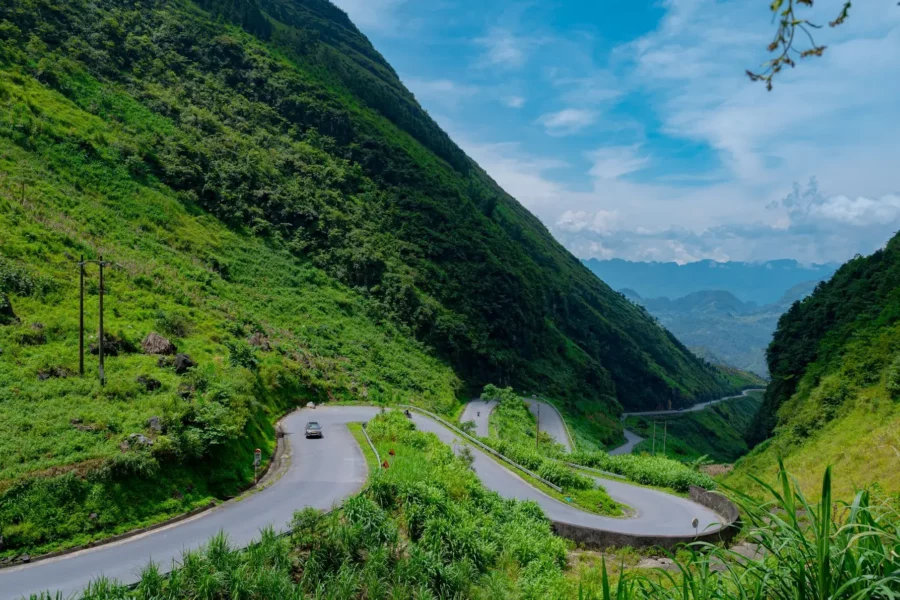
[[524, 398, 573, 452], [459, 398, 572, 452], [0, 407, 723, 599]]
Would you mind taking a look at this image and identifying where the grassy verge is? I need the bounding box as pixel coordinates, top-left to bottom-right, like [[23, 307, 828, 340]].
[[347, 422, 380, 474], [568, 451, 715, 494], [476, 444, 624, 517]]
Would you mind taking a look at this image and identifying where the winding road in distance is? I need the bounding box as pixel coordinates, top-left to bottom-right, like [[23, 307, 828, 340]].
[[610, 389, 766, 455], [0, 406, 724, 600]]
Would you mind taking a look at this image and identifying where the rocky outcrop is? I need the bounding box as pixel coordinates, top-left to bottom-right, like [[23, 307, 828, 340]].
[[136, 375, 161, 391], [173, 353, 196, 374], [89, 334, 136, 357], [247, 332, 271, 351], [0, 292, 17, 325], [141, 332, 176, 355]]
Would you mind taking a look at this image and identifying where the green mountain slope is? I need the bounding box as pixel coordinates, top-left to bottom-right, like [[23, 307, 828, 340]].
[[0, 0, 749, 553], [0, 0, 748, 413], [729, 234, 900, 499]]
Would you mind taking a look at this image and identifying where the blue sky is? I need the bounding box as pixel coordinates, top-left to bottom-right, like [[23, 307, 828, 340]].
[[331, 0, 900, 264]]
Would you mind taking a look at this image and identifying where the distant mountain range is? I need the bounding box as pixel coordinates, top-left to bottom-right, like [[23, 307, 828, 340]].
[[621, 281, 822, 377], [584, 259, 838, 305]]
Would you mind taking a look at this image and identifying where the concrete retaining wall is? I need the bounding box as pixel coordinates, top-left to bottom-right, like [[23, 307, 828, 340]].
[[551, 486, 741, 551]]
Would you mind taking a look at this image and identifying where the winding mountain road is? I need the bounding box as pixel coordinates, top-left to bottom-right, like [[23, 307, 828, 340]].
[[524, 398, 573, 452], [459, 397, 573, 451], [0, 406, 724, 599], [610, 389, 765, 455]]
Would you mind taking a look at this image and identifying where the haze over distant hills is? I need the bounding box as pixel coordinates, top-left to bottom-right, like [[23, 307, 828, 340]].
[[621, 283, 820, 377], [584, 259, 838, 306]]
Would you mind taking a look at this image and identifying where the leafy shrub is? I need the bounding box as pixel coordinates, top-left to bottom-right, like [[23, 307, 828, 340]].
[[887, 356, 900, 399], [570, 450, 716, 492], [225, 340, 259, 371], [486, 438, 593, 490], [154, 310, 191, 338]]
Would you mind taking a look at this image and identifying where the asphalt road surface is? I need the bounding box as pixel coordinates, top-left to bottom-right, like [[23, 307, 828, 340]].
[[1, 406, 724, 599], [458, 399, 497, 437], [523, 398, 573, 452], [609, 428, 645, 456]]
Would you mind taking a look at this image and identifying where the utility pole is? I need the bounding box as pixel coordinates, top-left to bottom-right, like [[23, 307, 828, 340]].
[[652, 421, 656, 454], [536, 403, 540, 450], [79, 255, 85, 376], [663, 420, 668, 456], [98, 254, 106, 386]]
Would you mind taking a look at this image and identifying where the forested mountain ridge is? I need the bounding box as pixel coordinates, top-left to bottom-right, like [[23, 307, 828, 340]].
[[728, 233, 900, 499], [0, 0, 748, 415]]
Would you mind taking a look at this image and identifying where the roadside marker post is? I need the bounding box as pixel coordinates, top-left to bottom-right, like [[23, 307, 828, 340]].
[[253, 448, 261, 483]]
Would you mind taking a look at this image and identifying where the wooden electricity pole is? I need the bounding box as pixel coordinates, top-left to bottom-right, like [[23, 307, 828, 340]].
[[652, 421, 656, 454], [98, 254, 105, 386], [663, 420, 668, 456], [535, 403, 540, 450], [79, 255, 85, 376]]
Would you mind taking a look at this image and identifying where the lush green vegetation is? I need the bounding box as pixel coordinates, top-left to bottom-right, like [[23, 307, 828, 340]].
[[625, 391, 763, 463], [569, 451, 715, 494], [0, 0, 751, 556], [0, 0, 749, 419], [485, 385, 565, 454], [731, 234, 900, 499], [749, 233, 900, 445]]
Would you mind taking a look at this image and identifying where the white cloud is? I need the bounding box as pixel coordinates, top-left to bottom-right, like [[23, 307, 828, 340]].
[[505, 95, 526, 108], [537, 108, 597, 135], [475, 28, 534, 69], [587, 145, 650, 180], [330, 0, 408, 32], [557, 210, 621, 234], [404, 77, 479, 109], [417, 0, 900, 265]]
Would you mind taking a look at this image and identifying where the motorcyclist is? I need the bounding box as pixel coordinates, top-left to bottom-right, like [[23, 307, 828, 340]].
[[404, 409, 411, 418]]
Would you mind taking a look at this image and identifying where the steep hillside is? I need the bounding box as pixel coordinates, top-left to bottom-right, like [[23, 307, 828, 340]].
[[0, 0, 749, 554], [730, 234, 900, 499]]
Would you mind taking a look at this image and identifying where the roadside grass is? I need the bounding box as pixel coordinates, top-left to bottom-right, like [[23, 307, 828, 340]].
[[347, 422, 380, 474], [26, 417, 900, 600], [568, 451, 715, 494]]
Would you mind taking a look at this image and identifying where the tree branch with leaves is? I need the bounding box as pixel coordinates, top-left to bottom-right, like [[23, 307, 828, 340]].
[[749, 0, 853, 90]]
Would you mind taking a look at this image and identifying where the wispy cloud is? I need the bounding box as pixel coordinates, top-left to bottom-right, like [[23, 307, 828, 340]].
[[330, 0, 409, 32], [537, 108, 597, 135], [475, 27, 537, 69], [404, 77, 479, 109], [505, 95, 526, 108], [587, 145, 649, 180]]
